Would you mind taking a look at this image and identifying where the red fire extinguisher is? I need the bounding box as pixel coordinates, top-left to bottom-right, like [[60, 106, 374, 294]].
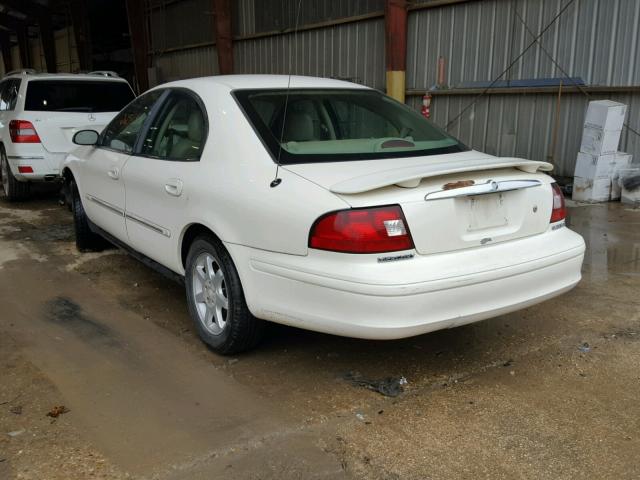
[[421, 93, 432, 119]]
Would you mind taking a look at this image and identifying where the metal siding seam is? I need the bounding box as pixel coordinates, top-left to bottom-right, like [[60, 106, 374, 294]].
[[607, 0, 619, 85], [461, 4, 468, 83], [533, 0, 542, 77], [551, 0, 561, 78], [488, 1, 496, 80], [587, 0, 598, 83], [628, 0, 640, 85], [569, 0, 578, 74]]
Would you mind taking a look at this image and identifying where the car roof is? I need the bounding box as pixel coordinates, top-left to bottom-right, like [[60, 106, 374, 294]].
[[153, 74, 372, 92], [2, 72, 129, 83]]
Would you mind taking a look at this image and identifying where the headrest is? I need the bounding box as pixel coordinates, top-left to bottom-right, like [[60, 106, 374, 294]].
[[283, 112, 315, 142], [187, 110, 203, 142]]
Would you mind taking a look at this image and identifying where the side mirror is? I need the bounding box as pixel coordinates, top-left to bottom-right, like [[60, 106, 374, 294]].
[[73, 129, 99, 146]]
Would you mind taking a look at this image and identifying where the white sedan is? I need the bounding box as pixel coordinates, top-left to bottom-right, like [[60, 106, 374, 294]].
[[64, 75, 585, 354]]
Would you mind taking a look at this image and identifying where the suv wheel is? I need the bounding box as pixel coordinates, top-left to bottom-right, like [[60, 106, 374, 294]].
[[185, 235, 264, 355], [71, 179, 106, 252], [0, 147, 30, 201]]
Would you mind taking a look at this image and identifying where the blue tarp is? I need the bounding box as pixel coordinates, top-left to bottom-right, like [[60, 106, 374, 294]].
[[455, 77, 586, 89]]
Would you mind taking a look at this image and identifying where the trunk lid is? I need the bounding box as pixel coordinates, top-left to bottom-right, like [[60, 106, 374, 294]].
[[287, 152, 555, 255], [27, 112, 115, 154]]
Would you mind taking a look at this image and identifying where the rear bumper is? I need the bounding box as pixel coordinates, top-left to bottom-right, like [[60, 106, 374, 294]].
[[6, 152, 64, 181], [227, 226, 585, 340]]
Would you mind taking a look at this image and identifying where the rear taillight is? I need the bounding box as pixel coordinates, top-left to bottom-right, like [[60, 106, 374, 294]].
[[309, 205, 414, 253], [9, 120, 41, 143], [550, 183, 566, 223], [17, 166, 33, 173]]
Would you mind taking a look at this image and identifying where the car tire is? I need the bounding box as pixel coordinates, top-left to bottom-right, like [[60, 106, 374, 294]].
[[0, 146, 30, 201], [71, 179, 106, 252], [185, 235, 264, 355]]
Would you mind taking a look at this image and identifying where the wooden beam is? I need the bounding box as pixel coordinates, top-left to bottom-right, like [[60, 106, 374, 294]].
[[125, 0, 149, 92], [212, 0, 233, 74], [69, 0, 92, 70], [0, 31, 13, 73], [0, 12, 27, 30], [16, 25, 30, 68], [0, 0, 46, 19], [38, 14, 56, 72]]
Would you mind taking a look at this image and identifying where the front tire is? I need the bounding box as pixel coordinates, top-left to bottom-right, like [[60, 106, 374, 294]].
[[71, 179, 106, 252], [185, 235, 264, 355], [0, 147, 30, 201]]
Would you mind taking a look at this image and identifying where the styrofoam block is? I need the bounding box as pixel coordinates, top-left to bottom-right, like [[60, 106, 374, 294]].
[[584, 100, 627, 131]]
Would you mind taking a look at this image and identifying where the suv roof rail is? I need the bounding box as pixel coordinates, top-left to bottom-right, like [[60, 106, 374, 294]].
[[5, 68, 37, 77], [89, 70, 119, 77]]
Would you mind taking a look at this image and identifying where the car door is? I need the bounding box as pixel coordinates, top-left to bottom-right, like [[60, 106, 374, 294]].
[[122, 88, 207, 273], [81, 90, 166, 243]]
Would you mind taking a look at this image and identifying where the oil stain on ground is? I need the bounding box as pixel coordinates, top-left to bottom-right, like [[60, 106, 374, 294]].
[[44, 296, 122, 349]]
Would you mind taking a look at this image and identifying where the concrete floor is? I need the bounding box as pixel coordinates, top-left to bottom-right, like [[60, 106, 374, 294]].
[[0, 189, 639, 479]]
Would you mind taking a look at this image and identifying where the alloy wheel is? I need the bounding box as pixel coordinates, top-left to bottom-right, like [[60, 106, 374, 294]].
[[192, 252, 229, 335]]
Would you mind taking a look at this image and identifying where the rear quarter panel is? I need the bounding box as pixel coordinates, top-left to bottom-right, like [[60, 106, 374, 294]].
[[174, 83, 350, 262]]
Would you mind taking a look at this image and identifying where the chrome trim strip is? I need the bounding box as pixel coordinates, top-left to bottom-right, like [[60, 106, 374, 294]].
[[7, 155, 45, 160], [86, 194, 124, 217], [125, 212, 171, 238], [425, 179, 542, 201]]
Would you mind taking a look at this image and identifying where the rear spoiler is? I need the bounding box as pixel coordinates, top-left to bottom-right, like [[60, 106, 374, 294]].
[[329, 157, 553, 194]]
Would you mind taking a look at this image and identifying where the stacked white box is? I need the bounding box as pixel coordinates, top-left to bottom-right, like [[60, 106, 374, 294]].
[[611, 152, 633, 200], [579, 100, 626, 155], [573, 100, 628, 202], [584, 100, 627, 131], [574, 152, 616, 179], [580, 127, 623, 155], [573, 177, 612, 202]]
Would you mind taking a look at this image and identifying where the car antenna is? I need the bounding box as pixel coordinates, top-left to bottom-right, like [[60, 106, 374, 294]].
[[271, 0, 303, 188]]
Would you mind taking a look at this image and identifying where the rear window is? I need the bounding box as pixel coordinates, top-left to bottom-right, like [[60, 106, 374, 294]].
[[233, 88, 467, 164], [25, 80, 135, 113]]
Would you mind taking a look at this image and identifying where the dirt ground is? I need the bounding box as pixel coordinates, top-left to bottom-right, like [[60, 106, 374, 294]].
[[1, 187, 639, 479]]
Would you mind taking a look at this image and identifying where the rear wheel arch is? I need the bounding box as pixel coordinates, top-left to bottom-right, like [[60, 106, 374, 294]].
[[60, 167, 77, 210], [180, 223, 224, 269]]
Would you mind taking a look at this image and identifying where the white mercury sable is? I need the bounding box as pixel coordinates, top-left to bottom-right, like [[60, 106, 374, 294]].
[[64, 75, 586, 354]]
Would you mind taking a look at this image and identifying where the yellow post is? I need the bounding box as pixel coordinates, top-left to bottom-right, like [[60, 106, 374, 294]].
[[386, 70, 406, 103]]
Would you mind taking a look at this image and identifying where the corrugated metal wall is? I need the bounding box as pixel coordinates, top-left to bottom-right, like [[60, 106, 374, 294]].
[[233, 0, 383, 36], [234, 18, 386, 89], [145, 0, 640, 177], [406, 0, 640, 176]]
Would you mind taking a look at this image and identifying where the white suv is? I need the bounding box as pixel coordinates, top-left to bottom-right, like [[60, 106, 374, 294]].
[[0, 70, 135, 201]]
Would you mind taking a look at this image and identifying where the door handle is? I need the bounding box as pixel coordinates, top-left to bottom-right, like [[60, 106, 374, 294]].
[[164, 179, 183, 197], [107, 168, 119, 180]]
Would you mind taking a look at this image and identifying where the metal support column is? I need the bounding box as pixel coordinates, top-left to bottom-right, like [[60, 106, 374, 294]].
[[385, 0, 407, 103], [39, 14, 57, 73], [69, 0, 92, 71], [125, 0, 149, 92], [212, 0, 233, 74]]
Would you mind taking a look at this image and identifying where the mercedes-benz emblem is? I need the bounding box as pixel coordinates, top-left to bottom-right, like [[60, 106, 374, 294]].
[[88, 113, 96, 121], [490, 181, 499, 191]]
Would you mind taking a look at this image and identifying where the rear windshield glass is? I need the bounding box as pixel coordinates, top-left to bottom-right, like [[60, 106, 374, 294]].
[[25, 80, 135, 113], [233, 88, 467, 164]]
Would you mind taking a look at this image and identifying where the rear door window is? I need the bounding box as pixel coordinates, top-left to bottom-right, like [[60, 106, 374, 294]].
[[140, 90, 206, 161], [0, 79, 21, 111], [24, 80, 135, 113]]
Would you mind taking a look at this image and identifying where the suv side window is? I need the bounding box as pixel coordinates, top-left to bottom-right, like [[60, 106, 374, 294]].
[[0, 79, 21, 111], [140, 90, 206, 161], [100, 90, 163, 153]]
